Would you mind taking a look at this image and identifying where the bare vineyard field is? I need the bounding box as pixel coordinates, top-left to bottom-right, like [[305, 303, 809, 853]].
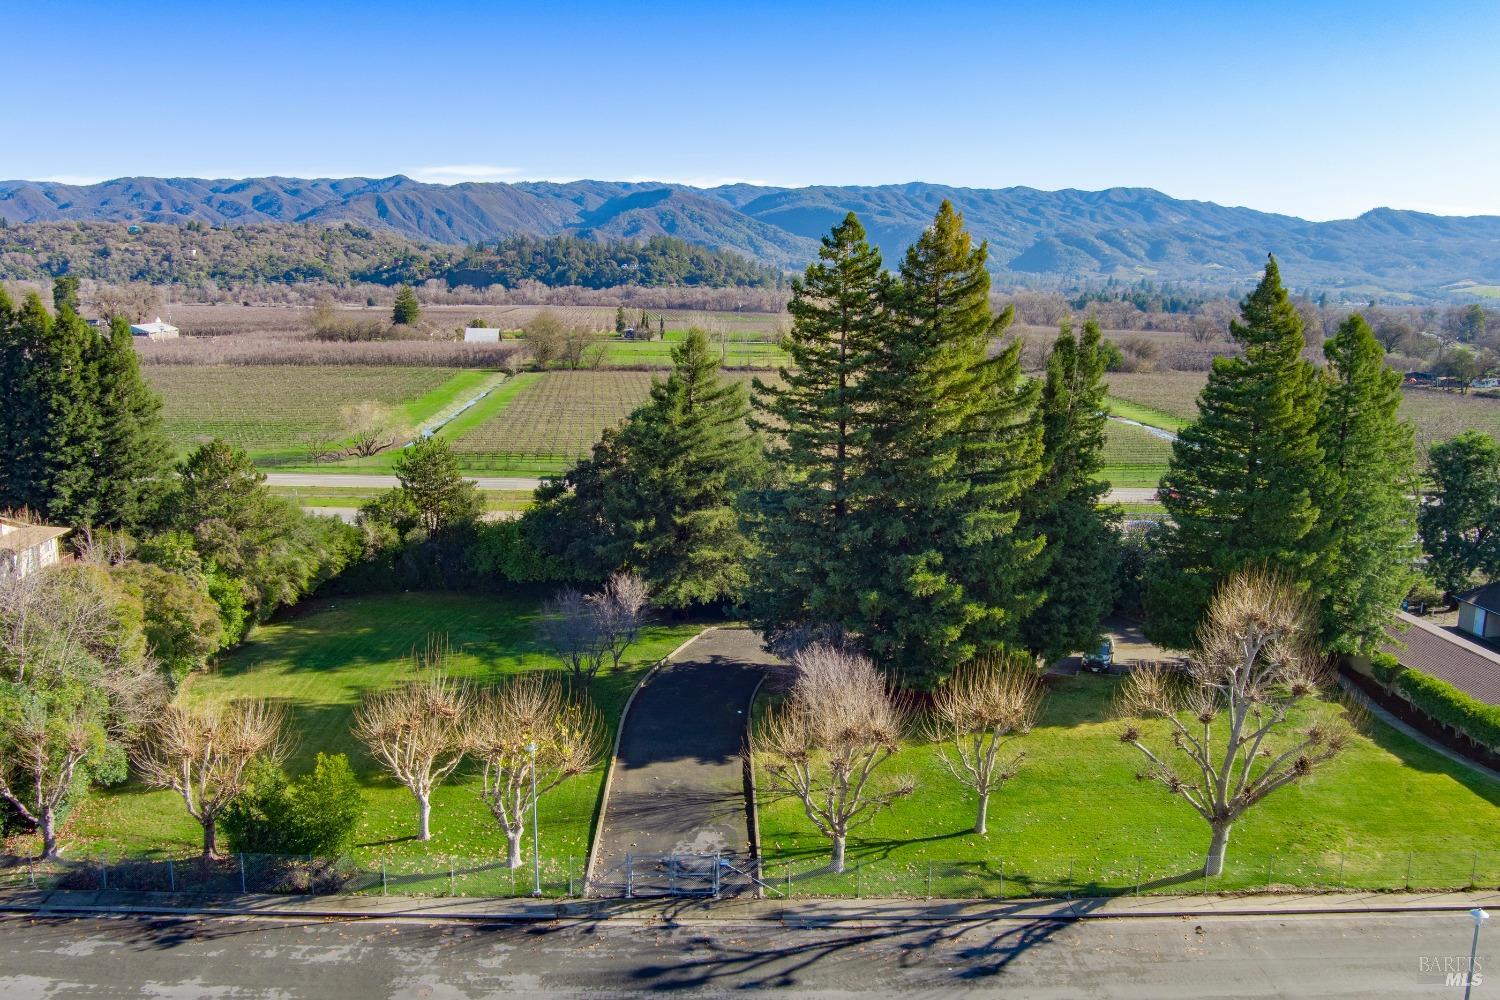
[[449, 371, 660, 474], [1105, 371, 1500, 454], [1399, 389, 1500, 451], [147, 365, 474, 461], [1104, 372, 1207, 424], [446, 369, 779, 475], [1101, 420, 1173, 488]]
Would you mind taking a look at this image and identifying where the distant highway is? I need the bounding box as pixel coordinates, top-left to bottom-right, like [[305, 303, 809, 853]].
[[266, 473, 1160, 507]]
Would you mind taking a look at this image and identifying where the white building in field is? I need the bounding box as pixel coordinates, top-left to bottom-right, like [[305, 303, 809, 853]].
[[130, 317, 179, 340], [463, 327, 501, 343], [0, 516, 70, 580]]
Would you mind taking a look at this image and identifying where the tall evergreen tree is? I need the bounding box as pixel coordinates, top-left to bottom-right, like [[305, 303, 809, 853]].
[[1018, 318, 1121, 662], [1145, 256, 1325, 649], [1312, 313, 1419, 653], [852, 201, 1043, 687], [0, 292, 99, 523], [746, 213, 887, 636], [391, 285, 421, 325], [527, 329, 761, 607], [84, 317, 173, 527], [0, 293, 169, 527]]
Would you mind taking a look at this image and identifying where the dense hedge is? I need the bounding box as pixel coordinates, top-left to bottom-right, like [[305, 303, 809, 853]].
[[1378, 656, 1500, 751]]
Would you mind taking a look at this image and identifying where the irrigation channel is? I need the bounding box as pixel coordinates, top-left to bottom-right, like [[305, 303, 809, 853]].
[[407, 371, 513, 445], [1107, 414, 1179, 442]]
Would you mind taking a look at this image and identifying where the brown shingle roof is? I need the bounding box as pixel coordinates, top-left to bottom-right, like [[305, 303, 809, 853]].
[[0, 520, 70, 553], [1384, 613, 1500, 706]]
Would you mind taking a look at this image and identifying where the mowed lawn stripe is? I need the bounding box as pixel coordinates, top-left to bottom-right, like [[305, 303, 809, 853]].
[[54, 593, 705, 867]]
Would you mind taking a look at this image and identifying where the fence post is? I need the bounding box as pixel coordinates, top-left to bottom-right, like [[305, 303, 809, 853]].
[[1472, 851, 1480, 888], [1067, 859, 1075, 900], [855, 863, 862, 899], [238, 854, 247, 893], [1134, 857, 1141, 897], [511, 864, 517, 898], [27, 858, 36, 890], [381, 862, 387, 897], [998, 860, 1004, 900], [785, 862, 792, 900], [1338, 852, 1346, 886], [926, 861, 933, 901], [448, 858, 455, 897], [567, 857, 575, 898], [669, 856, 678, 895], [1265, 856, 1273, 892], [100, 859, 107, 891], [1405, 851, 1413, 890], [625, 853, 634, 899], [168, 858, 175, 893]]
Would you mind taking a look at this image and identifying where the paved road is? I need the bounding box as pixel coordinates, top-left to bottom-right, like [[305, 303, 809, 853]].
[[590, 628, 780, 895], [266, 472, 544, 491], [0, 910, 1489, 996], [267, 473, 1161, 505]]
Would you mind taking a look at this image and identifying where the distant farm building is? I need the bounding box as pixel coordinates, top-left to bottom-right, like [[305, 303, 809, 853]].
[[130, 317, 179, 340], [1456, 583, 1500, 642], [0, 516, 69, 580], [463, 327, 501, 343]]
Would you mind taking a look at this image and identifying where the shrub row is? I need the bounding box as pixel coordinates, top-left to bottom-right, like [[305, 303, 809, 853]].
[[1371, 651, 1500, 751]]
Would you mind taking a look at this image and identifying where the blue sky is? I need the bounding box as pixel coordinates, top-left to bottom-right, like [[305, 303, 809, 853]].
[[3, 0, 1496, 219]]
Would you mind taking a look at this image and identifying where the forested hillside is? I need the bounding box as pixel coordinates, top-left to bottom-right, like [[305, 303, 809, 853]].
[[4, 175, 1500, 296], [0, 222, 782, 290]]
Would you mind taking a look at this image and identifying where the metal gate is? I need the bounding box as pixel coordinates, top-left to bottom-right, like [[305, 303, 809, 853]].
[[588, 852, 783, 898]]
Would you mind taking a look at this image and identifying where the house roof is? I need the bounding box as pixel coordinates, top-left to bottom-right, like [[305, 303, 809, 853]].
[[0, 520, 70, 553], [1456, 582, 1500, 613], [1384, 613, 1500, 705], [129, 317, 178, 334]]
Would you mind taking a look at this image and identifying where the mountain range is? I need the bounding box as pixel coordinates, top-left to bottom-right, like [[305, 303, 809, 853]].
[[3, 175, 1498, 297]]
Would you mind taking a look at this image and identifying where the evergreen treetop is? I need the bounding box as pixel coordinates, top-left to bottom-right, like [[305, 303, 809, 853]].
[[1145, 255, 1325, 649]]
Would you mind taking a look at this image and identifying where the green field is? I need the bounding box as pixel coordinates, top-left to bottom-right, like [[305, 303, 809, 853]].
[[148, 366, 496, 463], [755, 673, 1500, 896], [598, 333, 786, 369], [41, 593, 704, 873], [1100, 420, 1173, 488]]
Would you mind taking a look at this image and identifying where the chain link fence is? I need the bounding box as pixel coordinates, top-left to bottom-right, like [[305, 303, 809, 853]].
[[2, 849, 1496, 900]]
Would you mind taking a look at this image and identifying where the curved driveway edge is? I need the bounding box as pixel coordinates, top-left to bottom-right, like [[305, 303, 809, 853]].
[[589, 627, 781, 894]]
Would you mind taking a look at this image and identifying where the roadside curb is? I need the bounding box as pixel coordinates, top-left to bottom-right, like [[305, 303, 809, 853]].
[[3, 889, 1495, 927]]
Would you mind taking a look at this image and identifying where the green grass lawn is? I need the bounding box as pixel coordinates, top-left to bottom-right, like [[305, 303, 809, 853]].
[[1106, 396, 1189, 432], [46, 592, 705, 878], [269, 485, 534, 513], [755, 673, 1500, 897]]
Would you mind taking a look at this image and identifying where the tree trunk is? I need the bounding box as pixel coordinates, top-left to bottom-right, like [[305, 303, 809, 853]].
[[830, 834, 847, 874], [202, 818, 217, 858], [40, 807, 58, 859], [506, 828, 523, 869], [974, 791, 990, 835], [1204, 820, 1232, 877], [417, 794, 432, 842]]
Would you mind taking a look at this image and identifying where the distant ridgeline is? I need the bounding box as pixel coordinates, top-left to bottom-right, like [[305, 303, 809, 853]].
[[0, 222, 784, 290]]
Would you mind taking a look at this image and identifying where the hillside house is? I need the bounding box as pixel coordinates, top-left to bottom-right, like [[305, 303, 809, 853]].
[[1456, 583, 1500, 642], [0, 516, 70, 580], [130, 317, 179, 340], [463, 327, 501, 343]]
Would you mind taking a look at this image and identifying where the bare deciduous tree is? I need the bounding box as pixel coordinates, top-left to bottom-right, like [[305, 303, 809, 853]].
[[753, 644, 912, 872], [466, 675, 605, 868], [927, 654, 1043, 835], [539, 588, 608, 687], [590, 572, 650, 674], [1116, 568, 1356, 876], [339, 400, 405, 457], [353, 676, 469, 841], [134, 701, 288, 857]]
